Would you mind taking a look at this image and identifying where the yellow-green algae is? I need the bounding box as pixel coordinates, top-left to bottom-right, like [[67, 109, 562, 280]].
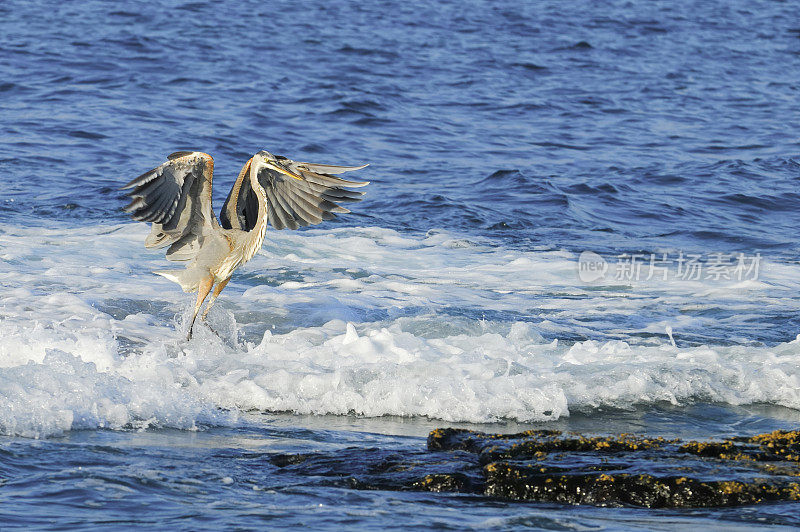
[[270, 428, 800, 508], [424, 427, 800, 507]]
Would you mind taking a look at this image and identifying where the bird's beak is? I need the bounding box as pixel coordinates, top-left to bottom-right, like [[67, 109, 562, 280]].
[[263, 160, 303, 181]]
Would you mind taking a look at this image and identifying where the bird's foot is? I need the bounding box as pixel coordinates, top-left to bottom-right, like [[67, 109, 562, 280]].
[[204, 321, 223, 340], [185, 321, 222, 342]]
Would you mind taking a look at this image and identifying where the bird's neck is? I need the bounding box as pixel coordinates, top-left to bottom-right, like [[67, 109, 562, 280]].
[[243, 162, 268, 262]]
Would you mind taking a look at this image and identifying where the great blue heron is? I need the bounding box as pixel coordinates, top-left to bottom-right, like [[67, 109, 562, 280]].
[[121, 150, 369, 339]]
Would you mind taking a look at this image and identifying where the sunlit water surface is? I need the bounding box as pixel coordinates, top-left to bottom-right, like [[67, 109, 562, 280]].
[[1, 0, 799, 529]]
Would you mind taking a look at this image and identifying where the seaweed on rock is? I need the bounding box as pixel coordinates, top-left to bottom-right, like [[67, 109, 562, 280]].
[[266, 428, 800, 508]]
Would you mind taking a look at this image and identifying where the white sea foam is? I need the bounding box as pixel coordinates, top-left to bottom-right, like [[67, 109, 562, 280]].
[[1, 222, 799, 437]]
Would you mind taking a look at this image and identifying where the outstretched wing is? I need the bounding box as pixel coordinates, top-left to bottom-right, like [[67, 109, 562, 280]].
[[121, 151, 218, 262], [220, 155, 369, 231]]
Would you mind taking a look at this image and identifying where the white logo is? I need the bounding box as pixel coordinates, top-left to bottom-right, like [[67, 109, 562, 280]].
[[578, 251, 608, 282]]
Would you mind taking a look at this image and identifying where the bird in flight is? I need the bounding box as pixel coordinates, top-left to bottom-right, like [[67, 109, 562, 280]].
[[121, 150, 369, 339]]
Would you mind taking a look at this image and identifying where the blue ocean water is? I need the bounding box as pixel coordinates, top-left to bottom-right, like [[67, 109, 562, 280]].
[[1, 0, 799, 529]]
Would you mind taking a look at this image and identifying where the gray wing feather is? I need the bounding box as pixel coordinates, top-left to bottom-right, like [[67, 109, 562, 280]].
[[255, 160, 368, 231], [122, 159, 197, 224], [121, 152, 217, 260], [262, 184, 292, 230], [274, 189, 312, 227], [219, 155, 369, 233], [270, 183, 304, 229], [281, 186, 325, 224]]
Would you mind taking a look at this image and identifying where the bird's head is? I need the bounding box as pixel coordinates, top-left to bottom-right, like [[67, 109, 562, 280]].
[[255, 150, 303, 181]]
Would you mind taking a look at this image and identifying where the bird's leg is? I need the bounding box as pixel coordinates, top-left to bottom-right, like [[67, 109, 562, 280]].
[[187, 276, 214, 341], [201, 277, 230, 322]]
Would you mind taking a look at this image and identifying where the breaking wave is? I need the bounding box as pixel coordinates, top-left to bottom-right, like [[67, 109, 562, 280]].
[[1, 222, 799, 437]]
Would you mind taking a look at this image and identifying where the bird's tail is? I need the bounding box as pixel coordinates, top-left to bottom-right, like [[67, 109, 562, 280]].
[[153, 269, 199, 293]]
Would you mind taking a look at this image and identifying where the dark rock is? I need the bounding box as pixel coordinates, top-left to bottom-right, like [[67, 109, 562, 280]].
[[264, 428, 800, 508], [269, 453, 311, 467], [484, 463, 796, 508], [412, 473, 472, 493], [428, 428, 800, 507]]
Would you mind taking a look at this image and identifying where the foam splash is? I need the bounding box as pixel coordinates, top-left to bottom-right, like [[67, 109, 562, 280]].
[[1, 222, 799, 437], [0, 348, 229, 439], [2, 315, 800, 438]]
